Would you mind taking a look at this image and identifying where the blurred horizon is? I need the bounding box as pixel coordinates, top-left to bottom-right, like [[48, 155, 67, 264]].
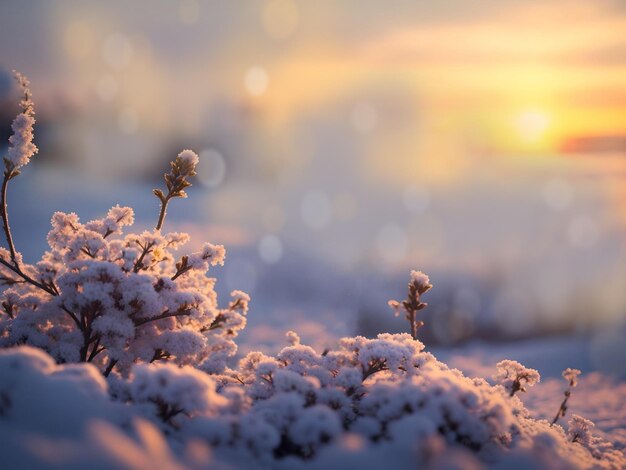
[[1, 0, 625, 351]]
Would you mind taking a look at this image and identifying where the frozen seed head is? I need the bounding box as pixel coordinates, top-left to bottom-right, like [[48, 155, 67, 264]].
[[177, 149, 199, 175], [286, 330, 301, 346], [155, 149, 199, 203], [13, 71, 34, 112], [568, 415, 595, 445], [230, 290, 251, 303], [5, 71, 38, 173], [494, 360, 540, 396], [387, 300, 402, 317], [562, 368, 581, 387], [410, 270, 432, 295], [187, 243, 226, 270], [229, 290, 251, 314]]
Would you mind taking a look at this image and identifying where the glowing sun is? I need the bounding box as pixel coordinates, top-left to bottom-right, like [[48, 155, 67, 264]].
[[515, 109, 551, 143]]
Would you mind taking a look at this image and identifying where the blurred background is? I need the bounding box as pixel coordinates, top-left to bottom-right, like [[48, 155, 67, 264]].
[[0, 0, 625, 363]]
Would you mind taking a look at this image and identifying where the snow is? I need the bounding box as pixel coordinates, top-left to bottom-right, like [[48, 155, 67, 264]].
[[177, 150, 199, 170], [6, 71, 37, 170], [435, 335, 626, 450], [3, 337, 624, 469]]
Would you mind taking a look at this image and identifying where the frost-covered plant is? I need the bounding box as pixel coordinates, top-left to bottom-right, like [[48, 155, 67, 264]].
[[0, 73, 249, 377], [153, 149, 198, 231], [493, 360, 540, 397], [129, 363, 227, 426], [6, 337, 624, 469], [568, 414, 594, 445], [388, 270, 432, 339], [178, 330, 524, 461], [552, 368, 581, 426], [0, 71, 40, 290]]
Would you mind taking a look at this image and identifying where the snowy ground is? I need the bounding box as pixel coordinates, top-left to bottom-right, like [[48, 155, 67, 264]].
[[434, 335, 626, 449]]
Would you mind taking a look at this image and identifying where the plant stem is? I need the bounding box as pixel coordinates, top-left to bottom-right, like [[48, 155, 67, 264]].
[[0, 171, 18, 266], [133, 241, 156, 273], [103, 358, 118, 377], [0, 171, 61, 297], [155, 194, 171, 231], [0, 257, 56, 295], [171, 265, 191, 281], [409, 311, 417, 340], [133, 307, 191, 327], [551, 390, 571, 425]]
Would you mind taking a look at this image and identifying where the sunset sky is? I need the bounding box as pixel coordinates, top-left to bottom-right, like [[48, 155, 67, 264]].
[[1, 1, 624, 156], [0, 0, 625, 339]]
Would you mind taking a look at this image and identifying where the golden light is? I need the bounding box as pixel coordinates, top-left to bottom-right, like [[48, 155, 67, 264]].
[[64, 20, 94, 60], [514, 109, 551, 143], [262, 0, 299, 39], [244, 66, 269, 97]]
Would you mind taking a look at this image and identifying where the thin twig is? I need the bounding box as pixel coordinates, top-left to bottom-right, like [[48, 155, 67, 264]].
[[171, 265, 191, 281], [155, 195, 171, 231], [1, 171, 19, 266], [362, 358, 388, 381], [87, 336, 102, 362], [551, 390, 571, 426], [133, 307, 191, 327], [103, 358, 118, 377], [0, 257, 57, 296], [0, 171, 60, 297], [132, 241, 156, 273]]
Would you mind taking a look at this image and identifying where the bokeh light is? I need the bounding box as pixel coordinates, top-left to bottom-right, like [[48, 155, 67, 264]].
[[244, 66, 269, 97]]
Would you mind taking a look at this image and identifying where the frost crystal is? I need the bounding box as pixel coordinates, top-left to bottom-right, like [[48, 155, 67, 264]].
[[5, 71, 38, 172], [177, 149, 200, 171]]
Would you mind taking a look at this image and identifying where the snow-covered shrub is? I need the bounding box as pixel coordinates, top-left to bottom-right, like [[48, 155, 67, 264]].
[[129, 363, 227, 426], [4, 337, 624, 469], [0, 72, 623, 469], [0, 72, 248, 377], [493, 360, 540, 397]]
